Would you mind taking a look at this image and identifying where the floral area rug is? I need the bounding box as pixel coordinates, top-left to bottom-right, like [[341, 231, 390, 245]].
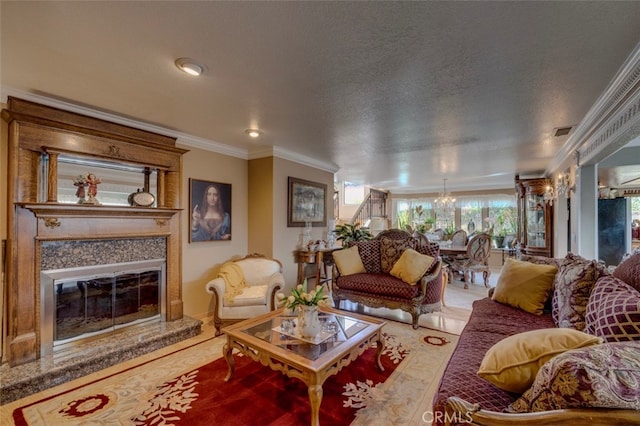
[[5, 322, 458, 426]]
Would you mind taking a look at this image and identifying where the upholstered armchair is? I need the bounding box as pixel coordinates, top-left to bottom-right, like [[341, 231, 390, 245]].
[[205, 253, 284, 335]]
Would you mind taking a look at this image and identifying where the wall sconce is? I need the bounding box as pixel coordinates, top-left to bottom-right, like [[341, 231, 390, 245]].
[[544, 173, 574, 206]]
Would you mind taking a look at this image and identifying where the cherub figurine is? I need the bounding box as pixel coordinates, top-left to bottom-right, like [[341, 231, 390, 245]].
[[83, 172, 102, 205], [72, 174, 88, 204]]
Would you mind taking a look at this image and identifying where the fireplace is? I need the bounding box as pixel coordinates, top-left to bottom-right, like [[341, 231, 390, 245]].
[[41, 259, 165, 356], [38, 237, 168, 356], [3, 97, 188, 367]]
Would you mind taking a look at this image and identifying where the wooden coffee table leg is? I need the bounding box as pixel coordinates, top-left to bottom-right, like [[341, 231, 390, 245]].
[[223, 340, 235, 382], [375, 331, 385, 371], [308, 383, 323, 426]]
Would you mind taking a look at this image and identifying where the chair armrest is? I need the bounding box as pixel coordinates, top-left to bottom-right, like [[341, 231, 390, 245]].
[[265, 272, 285, 310], [205, 277, 225, 298], [418, 259, 442, 291]]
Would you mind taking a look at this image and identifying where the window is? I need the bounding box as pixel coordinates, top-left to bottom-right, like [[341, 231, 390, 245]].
[[460, 204, 482, 234], [392, 193, 517, 234], [343, 181, 365, 205], [487, 207, 517, 236]]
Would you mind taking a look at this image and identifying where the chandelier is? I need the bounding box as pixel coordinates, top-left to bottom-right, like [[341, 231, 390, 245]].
[[434, 178, 456, 218]]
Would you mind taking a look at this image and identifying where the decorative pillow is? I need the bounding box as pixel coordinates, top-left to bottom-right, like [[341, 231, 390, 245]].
[[380, 237, 413, 274], [519, 254, 562, 268], [332, 245, 366, 276], [477, 328, 602, 394], [585, 276, 640, 342], [389, 248, 435, 285], [352, 240, 382, 273], [613, 253, 640, 292], [491, 258, 557, 315], [552, 253, 601, 330], [508, 341, 640, 413]]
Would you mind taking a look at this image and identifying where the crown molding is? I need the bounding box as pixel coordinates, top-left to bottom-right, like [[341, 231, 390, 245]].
[[249, 146, 339, 173], [0, 87, 249, 160], [546, 41, 640, 173]]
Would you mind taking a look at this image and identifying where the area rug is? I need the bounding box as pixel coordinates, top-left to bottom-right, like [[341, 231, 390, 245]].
[[6, 322, 458, 426]]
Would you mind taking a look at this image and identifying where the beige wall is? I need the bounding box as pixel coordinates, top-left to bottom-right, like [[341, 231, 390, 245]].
[[272, 157, 334, 291], [180, 149, 333, 318], [248, 157, 274, 257], [179, 145, 248, 319]]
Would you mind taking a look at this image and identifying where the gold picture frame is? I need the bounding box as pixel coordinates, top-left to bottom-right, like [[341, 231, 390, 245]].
[[288, 177, 327, 227]]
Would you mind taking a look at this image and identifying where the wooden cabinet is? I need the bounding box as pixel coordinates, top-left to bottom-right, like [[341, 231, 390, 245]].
[[515, 176, 553, 258]]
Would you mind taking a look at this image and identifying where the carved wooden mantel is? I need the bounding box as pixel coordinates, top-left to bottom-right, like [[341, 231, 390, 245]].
[[2, 97, 188, 366]]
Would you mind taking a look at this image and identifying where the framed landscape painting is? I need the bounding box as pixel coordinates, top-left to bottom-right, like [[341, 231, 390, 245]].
[[189, 178, 232, 242], [288, 177, 327, 227]]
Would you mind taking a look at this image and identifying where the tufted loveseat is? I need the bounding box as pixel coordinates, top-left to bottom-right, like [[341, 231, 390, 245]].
[[330, 229, 443, 329], [432, 251, 640, 425]]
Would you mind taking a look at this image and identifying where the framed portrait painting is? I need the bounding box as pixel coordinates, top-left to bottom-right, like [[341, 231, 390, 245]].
[[189, 179, 232, 242], [288, 177, 327, 227]]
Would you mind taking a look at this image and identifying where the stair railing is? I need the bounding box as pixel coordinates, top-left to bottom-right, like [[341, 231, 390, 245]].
[[350, 189, 388, 225]]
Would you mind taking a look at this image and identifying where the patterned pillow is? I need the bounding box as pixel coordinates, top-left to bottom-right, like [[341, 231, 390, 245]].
[[414, 241, 440, 275], [352, 240, 382, 273], [380, 237, 413, 274], [613, 253, 640, 292], [584, 276, 640, 342], [551, 253, 600, 331], [520, 254, 562, 268], [508, 341, 640, 413]]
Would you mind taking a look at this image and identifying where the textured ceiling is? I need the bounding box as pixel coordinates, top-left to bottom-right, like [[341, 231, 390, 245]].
[[2, 1, 640, 193]]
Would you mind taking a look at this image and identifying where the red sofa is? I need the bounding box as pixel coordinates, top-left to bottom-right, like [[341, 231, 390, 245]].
[[330, 229, 443, 329], [432, 252, 640, 425]]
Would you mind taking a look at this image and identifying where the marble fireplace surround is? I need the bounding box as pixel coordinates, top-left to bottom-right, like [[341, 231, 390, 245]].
[[40, 238, 167, 356]]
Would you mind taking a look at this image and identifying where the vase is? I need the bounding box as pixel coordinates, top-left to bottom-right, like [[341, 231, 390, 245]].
[[297, 305, 321, 339], [467, 220, 476, 233]]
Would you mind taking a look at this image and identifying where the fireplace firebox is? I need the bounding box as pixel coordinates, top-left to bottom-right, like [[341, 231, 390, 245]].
[[41, 260, 166, 355]]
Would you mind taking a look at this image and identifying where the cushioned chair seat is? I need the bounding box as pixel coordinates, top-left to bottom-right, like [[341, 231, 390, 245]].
[[336, 273, 421, 299], [224, 285, 270, 307]]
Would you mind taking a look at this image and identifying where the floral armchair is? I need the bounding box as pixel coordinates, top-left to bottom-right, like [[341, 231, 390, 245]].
[[205, 253, 284, 335]]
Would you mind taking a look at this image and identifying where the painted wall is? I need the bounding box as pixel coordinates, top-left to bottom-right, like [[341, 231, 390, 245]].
[[179, 145, 248, 320], [272, 157, 334, 291], [248, 157, 274, 258]]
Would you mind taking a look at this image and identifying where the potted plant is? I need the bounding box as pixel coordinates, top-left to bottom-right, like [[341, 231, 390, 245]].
[[494, 229, 507, 248], [424, 217, 435, 232], [333, 222, 373, 244], [443, 223, 456, 240]]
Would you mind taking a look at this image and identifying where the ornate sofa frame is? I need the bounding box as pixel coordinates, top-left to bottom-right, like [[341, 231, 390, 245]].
[[330, 229, 443, 329]]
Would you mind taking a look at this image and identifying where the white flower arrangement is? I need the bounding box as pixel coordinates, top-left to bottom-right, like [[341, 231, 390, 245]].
[[277, 279, 330, 310]]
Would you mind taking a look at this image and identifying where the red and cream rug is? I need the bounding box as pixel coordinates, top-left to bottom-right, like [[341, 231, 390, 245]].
[[2, 321, 458, 425]]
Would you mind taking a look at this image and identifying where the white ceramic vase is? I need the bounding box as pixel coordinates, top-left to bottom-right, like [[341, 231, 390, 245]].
[[297, 305, 321, 338]]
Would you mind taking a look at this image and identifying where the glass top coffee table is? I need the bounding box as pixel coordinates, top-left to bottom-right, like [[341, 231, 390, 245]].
[[222, 307, 386, 426]]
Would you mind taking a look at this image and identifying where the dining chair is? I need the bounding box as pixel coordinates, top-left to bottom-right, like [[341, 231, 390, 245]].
[[450, 229, 468, 246], [448, 233, 492, 289], [431, 228, 445, 241]]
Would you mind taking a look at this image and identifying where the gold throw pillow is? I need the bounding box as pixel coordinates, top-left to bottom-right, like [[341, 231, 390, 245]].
[[390, 248, 434, 285], [492, 258, 557, 315], [333, 245, 366, 276], [478, 328, 602, 393]]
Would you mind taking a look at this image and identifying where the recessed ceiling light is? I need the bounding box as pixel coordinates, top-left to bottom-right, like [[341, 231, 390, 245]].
[[175, 58, 206, 76], [245, 129, 261, 138]]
